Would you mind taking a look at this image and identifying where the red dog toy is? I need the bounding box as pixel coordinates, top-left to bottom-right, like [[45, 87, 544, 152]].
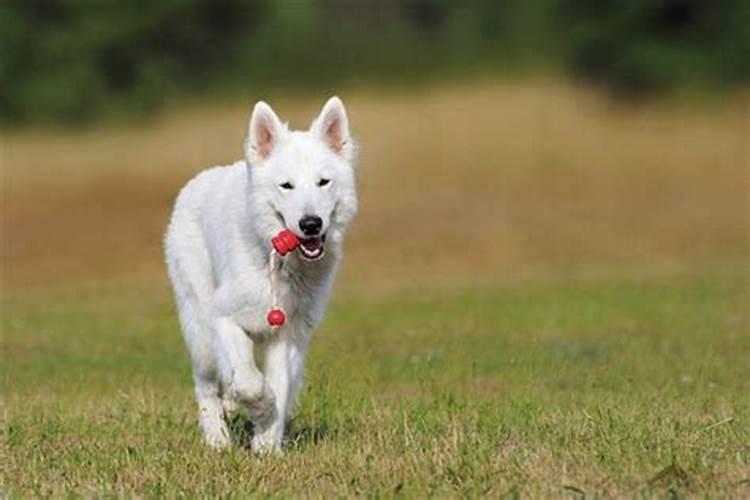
[[271, 229, 300, 256], [266, 308, 286, 327], [266, 229, 301, 327]]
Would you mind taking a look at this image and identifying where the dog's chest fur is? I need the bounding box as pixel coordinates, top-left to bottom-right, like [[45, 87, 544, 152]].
[[229, 254, 336, 341]]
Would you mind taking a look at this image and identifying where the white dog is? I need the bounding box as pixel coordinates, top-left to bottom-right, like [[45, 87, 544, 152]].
[[164, 97, 358, 452]]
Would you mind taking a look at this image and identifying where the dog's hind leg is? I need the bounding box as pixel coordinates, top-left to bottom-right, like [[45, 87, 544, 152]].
[[166, 222, 230, 448], [170, 293, 231, 447], [174, 293, 231, 448], [195, 376, 231, 448]]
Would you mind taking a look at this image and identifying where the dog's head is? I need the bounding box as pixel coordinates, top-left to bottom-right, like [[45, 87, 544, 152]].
[[244, 97, 358, 260]]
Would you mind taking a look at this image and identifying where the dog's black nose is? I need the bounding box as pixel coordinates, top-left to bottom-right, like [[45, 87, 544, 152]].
[[299, 215, 323, 236]]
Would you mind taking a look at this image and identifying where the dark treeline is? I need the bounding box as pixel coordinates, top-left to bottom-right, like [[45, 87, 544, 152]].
[[1, 0, 747, 125]]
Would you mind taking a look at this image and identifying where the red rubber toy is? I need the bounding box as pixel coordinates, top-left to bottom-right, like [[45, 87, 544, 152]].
[[267, 229, 298, 327], [267, 308, 286, 327], [271, 229, 300, 256]]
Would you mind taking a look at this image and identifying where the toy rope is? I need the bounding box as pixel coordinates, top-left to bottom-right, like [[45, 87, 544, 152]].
[[266, 229, 300, 327]]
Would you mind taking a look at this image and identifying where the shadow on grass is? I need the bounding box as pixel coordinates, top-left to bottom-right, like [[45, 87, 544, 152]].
[[225, 412, 331, 451], [226, 412, 255, 449], [286, 420, 331, 450]]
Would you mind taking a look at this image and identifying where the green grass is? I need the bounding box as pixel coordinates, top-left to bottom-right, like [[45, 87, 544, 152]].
[[2, 271, 748, 497]]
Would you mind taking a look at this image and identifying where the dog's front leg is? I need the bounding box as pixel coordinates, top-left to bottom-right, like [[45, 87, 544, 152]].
[[251, 333, 294, 453], [214, 317, 276, 433], [287, 334, 309, 415]]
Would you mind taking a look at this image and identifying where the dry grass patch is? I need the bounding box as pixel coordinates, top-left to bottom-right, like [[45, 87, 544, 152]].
[[3, 81, 747, 291]]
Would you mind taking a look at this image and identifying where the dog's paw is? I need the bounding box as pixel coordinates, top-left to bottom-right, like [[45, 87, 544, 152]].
[[251, 428, 283, 455], [245, 384, 277, 429], [202, 422, 232, 449], [225, 380, 277, 430]]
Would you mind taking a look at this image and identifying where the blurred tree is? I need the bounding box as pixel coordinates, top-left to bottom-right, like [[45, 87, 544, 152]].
[[557, 0, 749, 94], [0, 0, 746, 125]]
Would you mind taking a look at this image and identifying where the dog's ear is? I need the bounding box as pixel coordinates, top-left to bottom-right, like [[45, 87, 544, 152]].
[[312, 97, 354, 161], [245, 101, 285, 164]]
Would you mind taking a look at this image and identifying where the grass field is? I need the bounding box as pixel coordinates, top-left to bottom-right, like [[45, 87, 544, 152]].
[[2, 80, 749, 496], [3, 273, 748, 496]]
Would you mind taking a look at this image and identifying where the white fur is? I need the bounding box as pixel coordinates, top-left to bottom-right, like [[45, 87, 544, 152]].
[[164, 97, 357, 452]]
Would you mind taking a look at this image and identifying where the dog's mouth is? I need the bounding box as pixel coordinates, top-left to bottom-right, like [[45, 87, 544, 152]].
[[271, 209, 327, 260], [298, 234, 326, 260]]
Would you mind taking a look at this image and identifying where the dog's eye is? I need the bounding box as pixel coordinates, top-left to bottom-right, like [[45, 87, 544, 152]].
[[318, 178, 331, 187], [279, 182, 294, 190]]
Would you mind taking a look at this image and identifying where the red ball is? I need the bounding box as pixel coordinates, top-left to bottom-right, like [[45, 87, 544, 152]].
[[267, 308, 286, 327]]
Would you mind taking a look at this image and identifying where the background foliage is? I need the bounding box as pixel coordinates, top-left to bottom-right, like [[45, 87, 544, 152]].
[[2, 0, 747, 125]]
